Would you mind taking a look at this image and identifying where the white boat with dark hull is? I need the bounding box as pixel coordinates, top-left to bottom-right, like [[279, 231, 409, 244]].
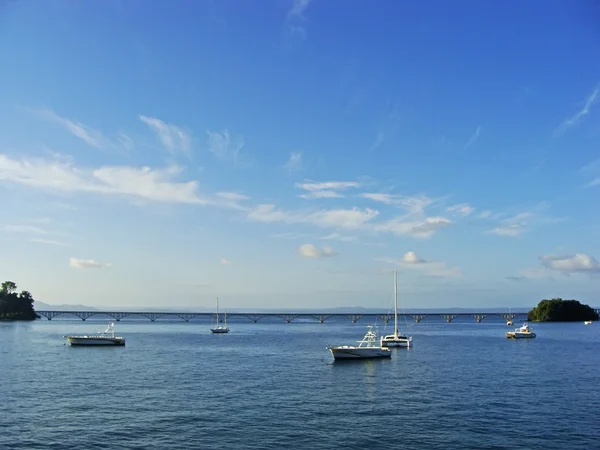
[[506, 323, 536, 339], [327, 326, 391, 360], [380, 270, 412, 348], [584, 320, 593, 325], [66, 322, 125, 346], [211, 297, 230, 334]]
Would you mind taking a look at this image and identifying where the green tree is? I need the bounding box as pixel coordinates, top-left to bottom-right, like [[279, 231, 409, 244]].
[[1, 281, 17, 295], [528, 298, 599, 322], [0, 281, 37, 320]]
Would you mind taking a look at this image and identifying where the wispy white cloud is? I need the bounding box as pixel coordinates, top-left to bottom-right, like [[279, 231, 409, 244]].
[[320, 232, 357, 242], [554, 86, 599, 136], [477, 210, 493, 219], [463, 126, 481, 149], [358, 193, 433, 214], [248, 204, 379, 230], [0, 153, 246, 209], [220, 258, 233, 265], [2, 224, 47, 235], [368, 132, 384, 153], [447, 203, 475, 216], [274, 231, 309, 240], [540, 254, 600, 275], [30, 238, 69, 247], [70, 257, 111, 269], [296, 180, 360, 199], [377, 251, 461, 278], [216, 192, 250, 202], [285, 0, 312, 42], [140, 115, 191, 156], [487, 206, 562, 237], [581, 159, 600, 187], [488, 223, 526, 237], [298, 243, 337, 258], [282, 152, 303, 171], [374, 216, 453, 239], [36, 108, 128, 152], [206, 130, 244, 163]]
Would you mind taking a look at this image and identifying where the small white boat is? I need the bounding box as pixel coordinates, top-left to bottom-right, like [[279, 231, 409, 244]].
[[65, 322, 125, 346], [327, 325, 391, 360], [380, 270, 412, 348], [506, 323, 536, 339], [584, 320, 593, 325], [211, 297, 230, 334], [507, 307, 513, 326]]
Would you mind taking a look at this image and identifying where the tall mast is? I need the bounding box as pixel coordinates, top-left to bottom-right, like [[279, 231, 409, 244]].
[[394, 270, 398, 336], [216, 297, 219, 324]]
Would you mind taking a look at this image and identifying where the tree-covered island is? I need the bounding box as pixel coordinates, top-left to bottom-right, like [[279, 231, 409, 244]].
[[527, 298, 599, 322], [0, 281, 38, 320]]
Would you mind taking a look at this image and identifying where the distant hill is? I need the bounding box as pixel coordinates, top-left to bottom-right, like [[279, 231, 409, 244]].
[[34, 301, 97, 311]]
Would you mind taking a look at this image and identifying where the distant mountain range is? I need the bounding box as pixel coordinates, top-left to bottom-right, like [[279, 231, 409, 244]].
[[35, 301, 98, 311]]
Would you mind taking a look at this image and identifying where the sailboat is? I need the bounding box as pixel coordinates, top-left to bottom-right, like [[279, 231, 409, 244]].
[[507, 307, 513, 326], [380, 270, 412, 348], [210, 297, 230, 334]]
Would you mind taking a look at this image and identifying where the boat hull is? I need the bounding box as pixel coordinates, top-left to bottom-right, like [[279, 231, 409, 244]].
[[381, 335, 411, 348], [505, 332, 536, 339], [211, 328, 230, 334], [327, 346, 391, 359], [67, 337, 125, 346]]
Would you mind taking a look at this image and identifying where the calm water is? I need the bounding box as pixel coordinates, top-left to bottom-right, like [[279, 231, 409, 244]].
[[1, 317, 599, 449]]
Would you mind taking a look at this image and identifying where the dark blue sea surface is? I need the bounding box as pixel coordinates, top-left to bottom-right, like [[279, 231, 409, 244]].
[[1, 317, 599, 449]]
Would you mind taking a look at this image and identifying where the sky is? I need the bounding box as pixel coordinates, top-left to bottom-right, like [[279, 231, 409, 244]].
[[0, 0, 599, 310]]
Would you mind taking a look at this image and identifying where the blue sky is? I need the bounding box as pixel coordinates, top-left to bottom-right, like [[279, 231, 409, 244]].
[[0, 0, 599, 309]]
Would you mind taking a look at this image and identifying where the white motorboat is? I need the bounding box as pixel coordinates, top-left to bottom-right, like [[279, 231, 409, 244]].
[[211, 297, 230, 334], [380, 270, 412, 348], [65, 322, 125, 346], [584, 320, 593, 325], [506, 323, 536, 339], [327, 325, 391, 360]]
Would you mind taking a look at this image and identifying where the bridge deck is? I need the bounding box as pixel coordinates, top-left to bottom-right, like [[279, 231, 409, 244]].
[[34, 310, 548, 323]]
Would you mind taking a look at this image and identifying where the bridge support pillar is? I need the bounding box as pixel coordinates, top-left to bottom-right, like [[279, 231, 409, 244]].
[[411, 315, 426, 323], [473, 314, 487, 323], [347, 315, 364, 323], [442, 314, 457, 323]]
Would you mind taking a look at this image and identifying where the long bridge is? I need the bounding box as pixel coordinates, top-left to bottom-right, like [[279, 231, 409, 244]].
[[34, 310, 547, 324]]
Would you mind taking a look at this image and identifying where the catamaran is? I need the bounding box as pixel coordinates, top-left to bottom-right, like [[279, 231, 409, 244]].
[[380, 270, 412, 348], [211, 297, 230, 334], [65, 322, 125, 346], [327, 325, 391, 360]]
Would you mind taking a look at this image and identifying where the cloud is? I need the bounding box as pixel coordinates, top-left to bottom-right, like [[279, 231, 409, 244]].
[[588, 178, 600, 187], [298, 243, 337, 258], [477, 210, 493, 219], [540, 254, 600, 275], [30, 238, 68, 247], [359, 193, 433, 214], [282, 152, 303, 171], [248, 204, 379, 230], [216, 192, 250, 202], [206, 130, 244, 163], [296, 180, 361, 199], [0, 153, 246, 209], [464, 126, 481, 149], [374, 216, 453, 239], [320, 232, 357, 242], [70, 257, 111, 269], [140, 116, 191, 156], [220, 258, 233, 265], [2, 224, 47, 235], [554, 86, 599, 136], [488, 223, 526, 237], [447, 203, 475, 216], [368, 132, 384, 152], [35, 108, 129, 152], [286, 0, 312, 42], [487, 207, 561, 237], [377, 251, 461, 278], [274, 232, 309, 240]]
